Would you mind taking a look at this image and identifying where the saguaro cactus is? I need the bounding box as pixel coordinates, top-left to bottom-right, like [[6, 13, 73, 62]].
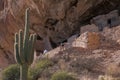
[[14, 8, 36, 80]]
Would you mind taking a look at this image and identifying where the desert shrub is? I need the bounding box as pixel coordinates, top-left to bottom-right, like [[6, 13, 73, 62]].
[[98, 75, 120, 80], [29, 59, 54, 80], [70, 57, 101, 74], [1, 64, 20, 80], [106, 63, 120, 77], [50, 71, 76, 80]]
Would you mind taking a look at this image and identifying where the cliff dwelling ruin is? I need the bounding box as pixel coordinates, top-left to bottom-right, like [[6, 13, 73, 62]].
[[91, 10, 120, 31]]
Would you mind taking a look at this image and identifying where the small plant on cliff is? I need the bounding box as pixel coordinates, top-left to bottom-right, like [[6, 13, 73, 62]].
[[14, 8, 36, 80], [1, 64, 20, 80]]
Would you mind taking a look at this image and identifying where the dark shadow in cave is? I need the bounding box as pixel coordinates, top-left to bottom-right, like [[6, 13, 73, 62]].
[[49, 37, 57, 48]]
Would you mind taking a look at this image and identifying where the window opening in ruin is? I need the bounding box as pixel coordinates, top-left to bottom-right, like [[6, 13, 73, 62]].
[[49, 37, 57, 48], [108, 19, 111, 28]]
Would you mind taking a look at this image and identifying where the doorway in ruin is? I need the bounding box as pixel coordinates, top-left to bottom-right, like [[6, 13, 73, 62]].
[[108, 19, 112, 28]]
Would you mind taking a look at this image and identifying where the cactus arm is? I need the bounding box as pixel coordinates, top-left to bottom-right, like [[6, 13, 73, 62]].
[[28, 34, 36, 65], [14, 33, 22, 65], [19, 30, 25, 63], [32, 34, 37, 53], [14, 43, 22, 65], [23, 8, 30, 62], [15, 33, 19, 43], [27, 35, 33, 64], [24, 8, 30, 44], [30, 34, 36, 63], [24, 8, 30, 43]]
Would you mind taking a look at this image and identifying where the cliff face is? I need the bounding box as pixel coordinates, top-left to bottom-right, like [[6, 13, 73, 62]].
[[0, 0, 120, 68]]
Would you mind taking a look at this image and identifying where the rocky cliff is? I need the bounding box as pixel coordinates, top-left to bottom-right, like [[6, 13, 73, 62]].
[[0, 0, 120, 68]]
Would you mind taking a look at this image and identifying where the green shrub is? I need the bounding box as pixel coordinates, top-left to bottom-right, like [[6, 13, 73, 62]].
[[29, 59, 53, 80], [50, 71, 76, 80], [1, 64, 20, 80]]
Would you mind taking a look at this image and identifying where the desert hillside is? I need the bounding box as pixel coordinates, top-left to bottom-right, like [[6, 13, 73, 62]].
[[0, 0, 120, 67], [0, 0, 120, 80]]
